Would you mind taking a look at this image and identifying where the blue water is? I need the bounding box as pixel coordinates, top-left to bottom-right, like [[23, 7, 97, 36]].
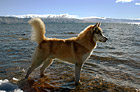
[[0, 23, 140, 91]]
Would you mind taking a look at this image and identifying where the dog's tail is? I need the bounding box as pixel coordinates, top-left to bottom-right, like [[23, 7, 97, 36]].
[[29, 18, 46, 44]]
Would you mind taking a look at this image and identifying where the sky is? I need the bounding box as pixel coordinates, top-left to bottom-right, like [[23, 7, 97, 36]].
[[0, 0, 140, 19]]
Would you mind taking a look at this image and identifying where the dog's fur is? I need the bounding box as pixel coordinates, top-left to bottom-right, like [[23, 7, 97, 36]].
[[25, 18, 107, 85]]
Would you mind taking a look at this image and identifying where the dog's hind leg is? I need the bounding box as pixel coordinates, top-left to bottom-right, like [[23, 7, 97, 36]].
[[25, 58, 45, 78], [25, 47, 49, 78], [40, 58, 53, 77]]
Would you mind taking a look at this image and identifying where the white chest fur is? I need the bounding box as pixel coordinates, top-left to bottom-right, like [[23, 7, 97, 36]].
[[82, 51, 92, 62], [82, 44, 96, 62]]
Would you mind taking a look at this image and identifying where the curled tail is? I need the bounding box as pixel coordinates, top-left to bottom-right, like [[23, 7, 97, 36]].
[[29, 18, 46, 44]]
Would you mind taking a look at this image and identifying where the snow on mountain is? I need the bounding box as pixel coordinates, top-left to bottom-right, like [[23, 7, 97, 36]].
[[80, 16, 107, 20], [1, 14, 140, 24], [6, 13, 77, 19]]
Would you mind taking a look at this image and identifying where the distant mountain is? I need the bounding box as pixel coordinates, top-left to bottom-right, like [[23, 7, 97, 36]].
[[6, 14, 77, 18], [83, 17, 140, 23], [0, 17, 29, 24], [0, 14, 140, 24], [0, 17, 85, 24]]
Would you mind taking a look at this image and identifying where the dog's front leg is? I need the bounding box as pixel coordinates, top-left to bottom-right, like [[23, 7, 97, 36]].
[[75, 63, 82, 86]]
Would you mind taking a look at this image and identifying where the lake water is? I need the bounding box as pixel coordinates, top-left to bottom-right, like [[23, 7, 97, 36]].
[[0, 23, 140, 91]]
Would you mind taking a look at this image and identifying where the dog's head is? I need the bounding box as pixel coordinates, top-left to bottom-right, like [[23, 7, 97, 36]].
[[91, 23, 108, 42]]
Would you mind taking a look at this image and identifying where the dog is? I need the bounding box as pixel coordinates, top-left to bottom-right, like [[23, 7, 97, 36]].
[[25, 18, 108, 86]]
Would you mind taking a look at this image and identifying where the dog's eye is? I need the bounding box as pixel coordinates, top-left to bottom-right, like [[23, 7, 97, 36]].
[[95, 30, 99, 33], [96, 30, 100, 34]]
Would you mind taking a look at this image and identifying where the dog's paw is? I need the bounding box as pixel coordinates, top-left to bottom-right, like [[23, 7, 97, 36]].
[[25, 75, 28, 79], [40, 73, 45, 77], [75, 81, 82, 86]]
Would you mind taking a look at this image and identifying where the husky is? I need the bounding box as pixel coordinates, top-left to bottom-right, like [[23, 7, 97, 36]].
[[25, 18, 107, 86]]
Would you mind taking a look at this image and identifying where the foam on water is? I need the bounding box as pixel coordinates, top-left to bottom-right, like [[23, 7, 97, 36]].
[[0, 79, 23, 92]]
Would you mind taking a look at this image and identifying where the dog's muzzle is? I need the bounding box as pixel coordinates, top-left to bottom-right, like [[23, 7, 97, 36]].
[[104, 37, 108, 42], [100, 37, 108, 42]]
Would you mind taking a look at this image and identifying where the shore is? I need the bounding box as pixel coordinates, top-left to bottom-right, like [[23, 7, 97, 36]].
[[18, 74, 138, 92], [17, 62, 138, 92]]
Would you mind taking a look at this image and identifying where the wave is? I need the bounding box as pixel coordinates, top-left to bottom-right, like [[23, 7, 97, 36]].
[[89, 55, 140, 68], [125, 22, 140, 25]]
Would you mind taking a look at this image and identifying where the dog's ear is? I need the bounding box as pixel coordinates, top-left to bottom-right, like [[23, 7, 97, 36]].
[[92, 22, 101, 34], [95, 22, 101, 27], [98, 22, 101, 27], [95, 22, 98, 27], [93, 22, 99, 31]]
